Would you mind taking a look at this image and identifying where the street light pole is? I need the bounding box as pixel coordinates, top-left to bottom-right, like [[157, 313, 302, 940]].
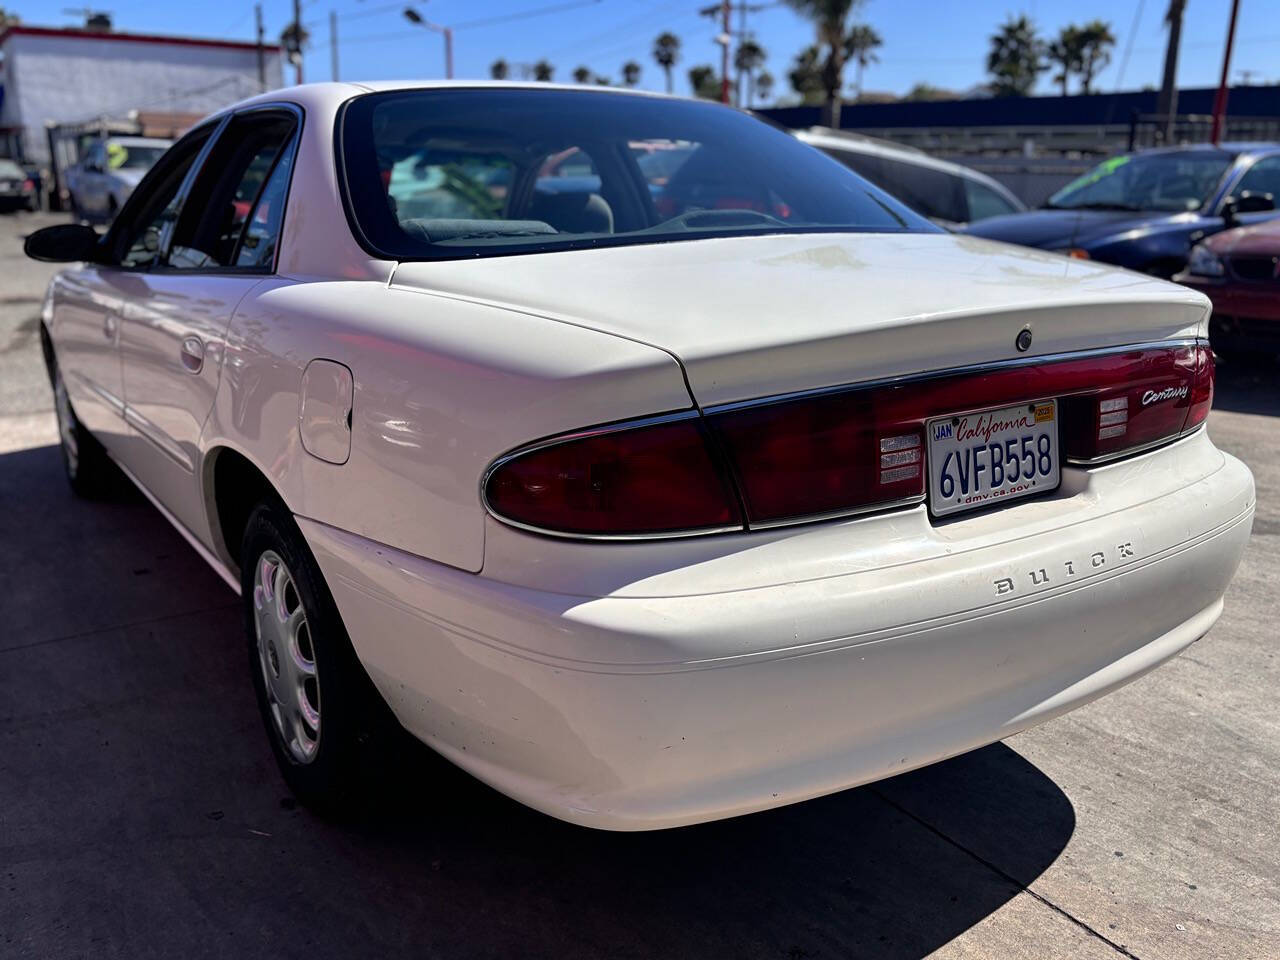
[[1209, 0, 1241, 146], [404, 7, 454, 80]]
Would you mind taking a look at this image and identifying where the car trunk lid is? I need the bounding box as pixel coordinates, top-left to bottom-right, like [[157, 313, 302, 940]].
[[390, 231, 1209, 408]]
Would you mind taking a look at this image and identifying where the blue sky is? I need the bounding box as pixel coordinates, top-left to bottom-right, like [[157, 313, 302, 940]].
[[12, 0, 1280, 99]]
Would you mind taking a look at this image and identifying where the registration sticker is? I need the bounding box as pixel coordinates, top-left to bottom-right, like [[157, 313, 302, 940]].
[[927, 400, 1060, 517]]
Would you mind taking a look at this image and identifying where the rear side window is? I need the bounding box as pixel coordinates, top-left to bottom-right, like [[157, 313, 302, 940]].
[[964, 179, 1019, 221], [168, 111, 297, 270], [875, 156, 965, 224], [236, 137, 298, 268]]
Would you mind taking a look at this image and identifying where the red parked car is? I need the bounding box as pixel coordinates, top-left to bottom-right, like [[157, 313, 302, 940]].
[[1177, 218, 1280, 357]]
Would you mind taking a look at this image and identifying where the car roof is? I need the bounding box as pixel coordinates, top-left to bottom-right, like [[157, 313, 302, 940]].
[[794, 127, 1022, 202]]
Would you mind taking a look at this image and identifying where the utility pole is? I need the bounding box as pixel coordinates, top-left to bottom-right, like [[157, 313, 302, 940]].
[[255, 4, 265, 91], [720, 0, 730, 104], [293, 0, 303, 84], [1209, 0, 1241, 145], [1156, 0, 1186, 143], [330, 10, 339, 81]]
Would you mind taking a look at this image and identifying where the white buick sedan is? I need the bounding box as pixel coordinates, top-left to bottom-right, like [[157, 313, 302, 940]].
[[27, 82, 1254, 830]]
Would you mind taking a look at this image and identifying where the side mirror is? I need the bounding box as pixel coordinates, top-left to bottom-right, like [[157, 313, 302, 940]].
[[1223, 191, 1276, 223], [23, 223, 102, 263]]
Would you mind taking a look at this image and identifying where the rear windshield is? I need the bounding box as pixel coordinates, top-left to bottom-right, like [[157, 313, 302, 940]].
[[338, 88, 937, 260]]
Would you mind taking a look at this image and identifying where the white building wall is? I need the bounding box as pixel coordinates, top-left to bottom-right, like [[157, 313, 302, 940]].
[[0, 32, 285, 163]]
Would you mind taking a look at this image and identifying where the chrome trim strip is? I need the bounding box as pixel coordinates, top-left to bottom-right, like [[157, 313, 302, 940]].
[[746, 494, 927, 531], [1065, 423, 1207, 466], [123, 404, 195, 473], [703, 338, 1200, 414]]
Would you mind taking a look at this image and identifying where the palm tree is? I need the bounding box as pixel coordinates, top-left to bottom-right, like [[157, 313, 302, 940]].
[[783, 0, 869, 127], [688, 65, 721, 100], [490, 58, 510, 80], [622, 60, 642, 87], [986, 15, 1044, 97], [572, 65, 593, 84], [653, 32, 681, 94], [788, 46, 825, 105], [1045, 26, 1082, 95], [533, 60, 554, 82], [755, 70, 775, 106], [1076, 20, 1116, 94], [734, 39, 767, 107], [845, 24, 881, 101]]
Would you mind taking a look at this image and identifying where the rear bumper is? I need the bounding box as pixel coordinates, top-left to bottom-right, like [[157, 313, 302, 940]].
[[301, 430, 1254, 830]]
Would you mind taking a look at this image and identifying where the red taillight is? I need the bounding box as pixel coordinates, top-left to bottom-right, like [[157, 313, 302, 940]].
[[483, 416, 742, 536], [22, 178, 34, 193], [707, 343, 1212, 526], [484, 343, 1212, 538]]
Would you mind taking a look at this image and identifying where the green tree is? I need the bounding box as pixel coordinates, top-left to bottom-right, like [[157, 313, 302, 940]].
[[490, 58, 510, 80], [904, 82, 952, 101], [788, 46, 826, 105], [755, 70, 775, 105], [622, 60, 642, 87], [688, 64, 721, 100], [533, 59, 554, 82], [572, 65, 593, 84], [846, 24, 881, 101], [1076, 19, 1116, 94], [0, 8, 20, 27], [986, 15, 1044, 97], [783, 0, 867, 126], [734, 39, 767, 107], [653, 32, 682, 94]]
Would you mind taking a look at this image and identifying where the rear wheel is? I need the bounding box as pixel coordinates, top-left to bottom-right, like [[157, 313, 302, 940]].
[[242, 501, 390, 813], [52, 361, 117, 498]]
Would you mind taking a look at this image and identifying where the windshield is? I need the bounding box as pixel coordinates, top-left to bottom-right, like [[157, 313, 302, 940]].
[[0, 160, 24, 179], [107, 143, 169, 170], [339, 88, 936, 260], [1047, 151, 1234, 213]]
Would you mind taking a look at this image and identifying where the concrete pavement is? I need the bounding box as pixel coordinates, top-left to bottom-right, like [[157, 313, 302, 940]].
[[0, 209, 1276, 959]]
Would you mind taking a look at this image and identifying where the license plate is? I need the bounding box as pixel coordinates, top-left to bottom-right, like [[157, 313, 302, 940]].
[[928, 400, 1060, 517]]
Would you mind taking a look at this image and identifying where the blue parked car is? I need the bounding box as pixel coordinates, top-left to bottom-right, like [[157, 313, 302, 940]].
[[963, 144, 1280, 278]]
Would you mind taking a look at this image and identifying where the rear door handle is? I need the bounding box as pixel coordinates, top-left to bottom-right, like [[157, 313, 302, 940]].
[[180, 336, 205, 374]]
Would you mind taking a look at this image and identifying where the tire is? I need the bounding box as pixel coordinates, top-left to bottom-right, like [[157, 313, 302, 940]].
[[51, 360, 118, 498], [241, 501, 390, 813]]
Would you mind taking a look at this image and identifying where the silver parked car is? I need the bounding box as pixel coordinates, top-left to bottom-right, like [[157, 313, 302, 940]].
[[797, 127, 1026, 229], [65, 136, 172, 222]]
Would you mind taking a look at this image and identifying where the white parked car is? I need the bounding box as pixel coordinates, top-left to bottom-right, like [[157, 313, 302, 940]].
[[26, 83, 1254, 830], [65, 135, 172, 222], [796, 127, 1027, 229]]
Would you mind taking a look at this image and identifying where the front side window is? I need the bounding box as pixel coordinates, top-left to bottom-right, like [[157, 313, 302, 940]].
[[339, 89, 935, 260], [1047, 152, 1234, 213], [116, 129, 213, 269], [1234, 155, 1280, 199]]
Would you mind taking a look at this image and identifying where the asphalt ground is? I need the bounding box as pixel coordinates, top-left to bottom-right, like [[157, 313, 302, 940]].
[[1, 209, 1277, 959]]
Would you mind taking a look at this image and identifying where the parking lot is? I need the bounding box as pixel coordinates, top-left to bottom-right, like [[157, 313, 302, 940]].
[[1, 208, 1277, 959]]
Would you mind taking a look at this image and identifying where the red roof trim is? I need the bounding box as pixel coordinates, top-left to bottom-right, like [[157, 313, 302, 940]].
[[0, 24, 282, 53]]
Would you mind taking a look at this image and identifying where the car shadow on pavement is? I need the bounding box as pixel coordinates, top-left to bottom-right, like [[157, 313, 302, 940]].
[[1, 442, 1076, 960], [1213, 355, 1280, 418]]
